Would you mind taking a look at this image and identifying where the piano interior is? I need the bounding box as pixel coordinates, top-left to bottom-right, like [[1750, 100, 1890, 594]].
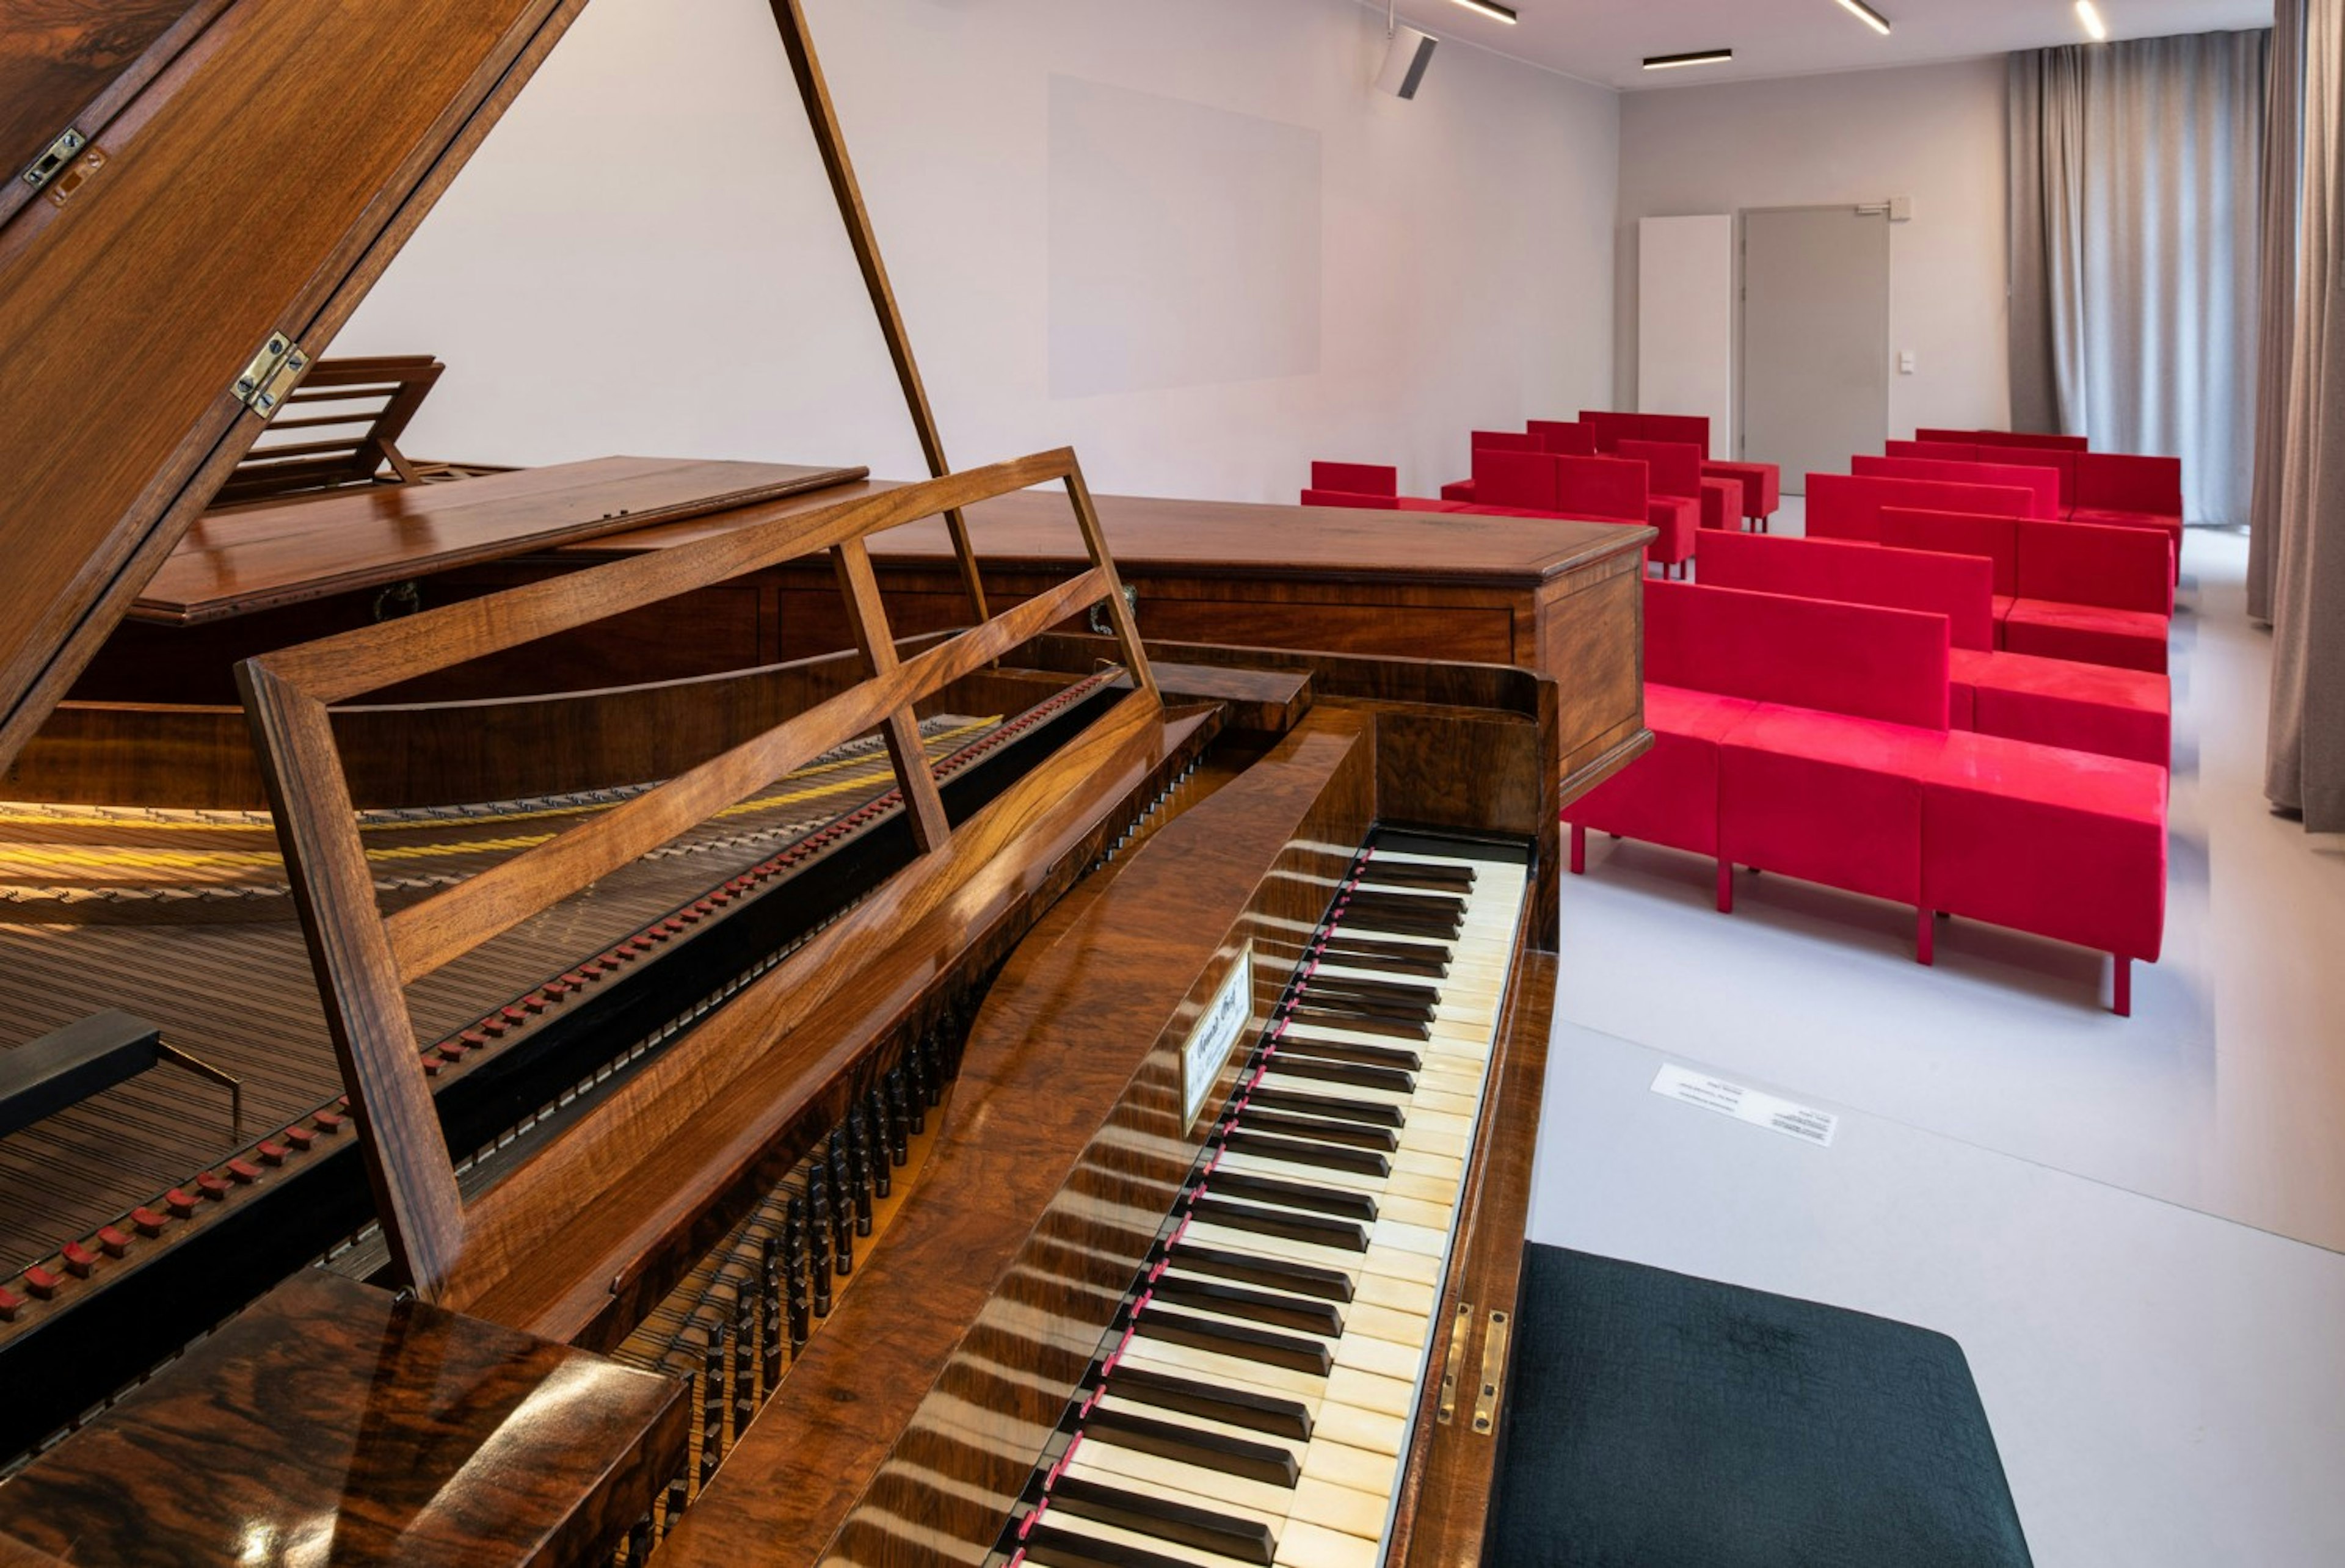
[[0, 2, 1642, 1564]]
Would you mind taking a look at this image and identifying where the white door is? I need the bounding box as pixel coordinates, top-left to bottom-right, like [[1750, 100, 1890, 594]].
[[1739, 206, 1891, 496]]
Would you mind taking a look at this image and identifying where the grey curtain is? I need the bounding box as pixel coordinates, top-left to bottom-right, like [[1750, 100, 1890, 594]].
[[2248, 3, 2305, 622], [2266, 0, 2345, 829], [2008, 31, 2270, 526]]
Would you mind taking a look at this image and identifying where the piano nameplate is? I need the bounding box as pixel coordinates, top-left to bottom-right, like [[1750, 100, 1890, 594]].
[[1181, 945, 1251, 1129]]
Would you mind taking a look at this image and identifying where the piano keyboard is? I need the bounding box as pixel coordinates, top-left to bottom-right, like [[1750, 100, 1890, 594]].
[[998, 832, 1529, 1568]]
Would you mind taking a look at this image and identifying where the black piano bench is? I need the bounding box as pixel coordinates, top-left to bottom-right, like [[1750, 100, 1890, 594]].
[[0, 1011, 241, 1142], [1489, 1246, 2033, 1567]]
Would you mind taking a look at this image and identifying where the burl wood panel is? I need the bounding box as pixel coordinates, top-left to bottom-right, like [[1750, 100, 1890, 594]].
[[0, 1269, 686, 1567], [0, 0, 587, 770], [660, 708, 1376, 1566], [0, 1, 217, 206], [137, 457, 870, 625]]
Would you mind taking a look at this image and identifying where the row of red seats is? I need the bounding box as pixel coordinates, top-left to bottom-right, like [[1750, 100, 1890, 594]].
[[1806, 479, 2176, 672], [1889, 435, 2185, 575], [1566, 577, 2167, 1015]]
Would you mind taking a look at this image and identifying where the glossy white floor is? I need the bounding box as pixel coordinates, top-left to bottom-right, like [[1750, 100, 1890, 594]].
[[1528, 512, 2345, 1566]]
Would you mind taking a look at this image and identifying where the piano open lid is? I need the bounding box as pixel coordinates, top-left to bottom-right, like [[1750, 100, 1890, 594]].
[[0, 0, 594, 770]]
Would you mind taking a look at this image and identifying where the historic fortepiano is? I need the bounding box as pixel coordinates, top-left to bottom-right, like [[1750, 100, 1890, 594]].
[[0, 3, 1649, 1564]]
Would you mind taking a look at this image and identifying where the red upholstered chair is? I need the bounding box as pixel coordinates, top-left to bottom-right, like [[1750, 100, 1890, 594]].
[[1642, 413, 1712, 456], [1951, 651, 2170, 768], [1807, 474, 2035, 543], [1579, 410, 1642, 454], [1852, 455, 2062, 520], [1618, 438, 1741, 536], [1916, 427, 2089, 452], [1922, 736, 2167, 1012], [1698, 531, 1998, 652], [1529, 419, 1597, 456], [1557, 454, 1693, 574], [1701, 460, 1781, 531], [1472, 447, 1563, 510], [1310, 462, 1397, 498], [1878, 507, 2023, 600], [1887, 439, 1985, 463], [2070, 453, 2185, 576], [2001, 520, 2173, 673]]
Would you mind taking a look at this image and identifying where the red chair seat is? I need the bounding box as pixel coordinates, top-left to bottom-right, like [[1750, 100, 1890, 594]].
[[1720, 706, 1944, 904], [1951, 649, 2170, 767], [1647, 495, 1700, 567], [1568, 686, 1759, 857], [1921, 732, 2167, 963], [1441, 479, 1477, 503], [2001, 600, 2169, 673], [1696, 476, 1742, 531], [1702, 460, 1780, 524]]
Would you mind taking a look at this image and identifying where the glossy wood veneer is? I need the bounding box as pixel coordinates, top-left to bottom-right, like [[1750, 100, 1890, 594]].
[[0, 1269, 686, 1566], [660, 707, 1376, 1566]]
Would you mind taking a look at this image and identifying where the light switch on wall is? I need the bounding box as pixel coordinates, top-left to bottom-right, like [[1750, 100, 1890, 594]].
[[1898, 350, 1917, 375]]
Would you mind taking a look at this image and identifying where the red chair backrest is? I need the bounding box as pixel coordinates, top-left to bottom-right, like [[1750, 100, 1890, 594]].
[[1645, 579, 1951, 730], [1879, 507, 2023, 597], [2014, 520, 2176, 614], [1528, 419, 1596, 456], [2074, 452, 2183, 517], [1697, 530, 1998, 652], [1309, 462, 1396, 497], [1472, 448, 1562, 510], [1915, 427, 2089, 452], [1807, 474, 2035, 542], [1578, 411, 1641, 455], [1554, 454, 1649, 521], [1886, 439, 1983, 463], [1851, 455, 2060, 519], [1616, 438, 1703, 499], [1472, 429, 1540, 454], [1640, 413, 1711, 457], [1301, 488, 1398, 510]]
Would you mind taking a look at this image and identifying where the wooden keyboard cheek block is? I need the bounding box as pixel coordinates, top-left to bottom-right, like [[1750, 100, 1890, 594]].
[[657, 708, 1377, 1566]]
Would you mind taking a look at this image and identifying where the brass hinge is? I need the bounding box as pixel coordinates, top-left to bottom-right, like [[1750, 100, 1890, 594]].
[[1436, 1301, 1473, 1425], [1471, 1308, 1511, 1436], [20, 128, 85, 192], [233, 332, 310, 416]]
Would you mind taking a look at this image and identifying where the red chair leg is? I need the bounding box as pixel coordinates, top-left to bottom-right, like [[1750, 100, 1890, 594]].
[[1570, 822, 1586, 876], [1916, 907, 1935, 965], [1715, 860, 1734, 913], [2113, 956, 2132, 1017]]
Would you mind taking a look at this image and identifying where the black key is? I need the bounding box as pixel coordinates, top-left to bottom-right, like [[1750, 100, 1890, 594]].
[[1359, 859, 1477, 891], [1191, 1196, 1369, 1254], [1140, 1304, 1332, 1374], [1082, 1404, 1300, 1487], [1153, 1273, 1345, 1337], [1319, 938, 1449, 978], [1224, 1129, 1392, 1177], [1347, 888, 1467, 922], [1260, 1054, 1418, 1095], [1203, 1171, 1378, 1224], [1286, 1004, 1430, 1043], [1024, 1521, 1229, 1568], [1276, 1034, 1423, 1070], [1167, 1243, 1354, 1306], [1306, 974, 1444, 1010], [1109, 1362, 1319, 1436], [1045, 1477, 1276, 1566], [1340, 909, 1461, 941], [1235, 1109, 1398, 1151], [1244, 1085, 1405, 1128]]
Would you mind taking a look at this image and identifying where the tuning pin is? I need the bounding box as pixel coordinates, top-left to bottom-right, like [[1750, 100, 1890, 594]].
[[807, 1185, 834, 1316], [783, 1220, 810, 1352], [664, 1462, 691, 1527], [849, 1110, 874, 1233], [760, 1235, 783, 1392], [863, 1089, 892, 1199], [700, 1323, 727, 1482], [731, 1290, 755, 1434], [906, 1050, 930, 1134], [628, 1515, 654, 1564], [885, 1070, 911, 1165]]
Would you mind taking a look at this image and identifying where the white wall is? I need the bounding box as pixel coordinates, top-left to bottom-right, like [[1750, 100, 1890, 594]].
[[335, 0, 1620, 504], [1614, 58, 2012, 446]]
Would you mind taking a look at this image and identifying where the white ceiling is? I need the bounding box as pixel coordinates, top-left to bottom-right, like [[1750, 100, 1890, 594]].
[[1392, 0, 2275, 91]]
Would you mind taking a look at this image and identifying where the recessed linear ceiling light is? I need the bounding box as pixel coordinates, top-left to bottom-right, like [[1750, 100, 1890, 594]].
[[1643, 48, 1734, 70], [1450, 0, 1520, 23], [1834, 0, 1893, 35], [2076, 0, 2110, 40]]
